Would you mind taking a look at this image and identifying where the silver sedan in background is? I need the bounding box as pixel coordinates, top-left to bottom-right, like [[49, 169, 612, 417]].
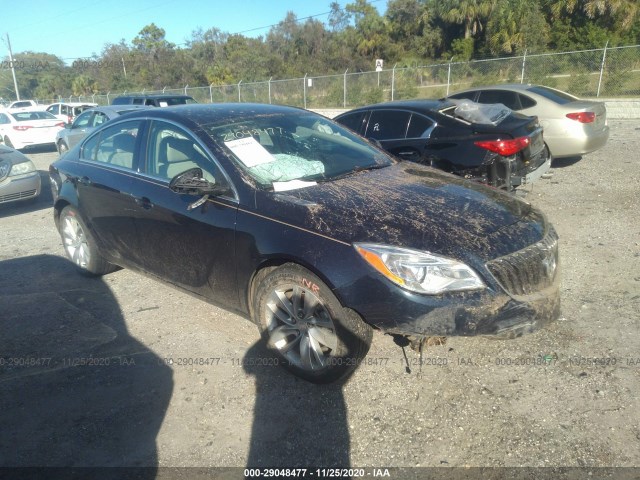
[[448, 84, 610, 158], [0, 144, 41, 204], [56, 105, 149, 154]]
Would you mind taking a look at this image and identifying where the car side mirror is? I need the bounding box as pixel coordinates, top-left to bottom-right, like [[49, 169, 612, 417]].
[[169, 168, 228, 210]]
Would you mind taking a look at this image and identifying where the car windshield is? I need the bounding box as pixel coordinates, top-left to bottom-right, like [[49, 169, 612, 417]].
[[10, 111, 57, 121], [204, 112, 393, 191], [527, 86, 578, 104]]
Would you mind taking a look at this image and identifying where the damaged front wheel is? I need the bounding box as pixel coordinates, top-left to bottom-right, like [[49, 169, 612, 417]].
[[253, 263, 372, 383]]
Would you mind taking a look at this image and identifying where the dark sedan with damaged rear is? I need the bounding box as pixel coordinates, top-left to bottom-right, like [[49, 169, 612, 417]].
[[49, 103, 560, 383], [335, 99, 551, 191]]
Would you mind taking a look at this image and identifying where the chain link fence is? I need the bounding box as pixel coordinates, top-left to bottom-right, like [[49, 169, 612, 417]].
[[40, 44, 640, 107]]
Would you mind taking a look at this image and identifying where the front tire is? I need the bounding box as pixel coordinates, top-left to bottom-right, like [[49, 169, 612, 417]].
[[59, 206, 117, 276], [253, 264, 372, 383]]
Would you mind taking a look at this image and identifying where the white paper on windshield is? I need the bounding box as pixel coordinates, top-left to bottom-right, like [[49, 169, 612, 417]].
[[273, 180, 317, 191], [225, 137, 275, 168], [159, 101, 169, 107]]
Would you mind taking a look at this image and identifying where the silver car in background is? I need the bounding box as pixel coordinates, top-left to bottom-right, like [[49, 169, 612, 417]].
[[56, 105, 150, 154], [448, 84, 610, 158], [0, 144, 41, 204]]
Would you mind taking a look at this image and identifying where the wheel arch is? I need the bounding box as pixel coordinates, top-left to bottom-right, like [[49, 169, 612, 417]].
[[245, 256, 345, 321]]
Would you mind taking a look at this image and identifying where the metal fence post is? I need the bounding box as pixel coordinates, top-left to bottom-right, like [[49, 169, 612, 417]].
[[209, 84, 213, 103], [597, 41, 609, 97], [162, 86, 167, 93], [391, 64, 397, 101], [107, 91, 110, 104], [268, 77, 272, 104], [304, 74, 307, 109], [446, 57, 453, 96], [238, 80, 242, 102], [343, 69, 348, 108], [184, 85, 188, 95], [520, 49, 527, 84]]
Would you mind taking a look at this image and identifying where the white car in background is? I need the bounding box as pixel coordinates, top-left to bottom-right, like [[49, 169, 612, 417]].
[[0, 110, 64, 150], [46, 102, 98, 124], [6, 99, 45, 112]]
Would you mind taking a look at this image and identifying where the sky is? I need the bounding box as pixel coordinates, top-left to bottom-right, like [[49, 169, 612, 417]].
[[2, 0, 386, 63]]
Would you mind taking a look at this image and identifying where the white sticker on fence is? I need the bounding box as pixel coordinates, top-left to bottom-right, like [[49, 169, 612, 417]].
[[224, 137, 275, 168]]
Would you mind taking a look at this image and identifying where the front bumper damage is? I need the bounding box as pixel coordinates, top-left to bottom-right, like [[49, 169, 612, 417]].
[[340, 227, 561, 340]]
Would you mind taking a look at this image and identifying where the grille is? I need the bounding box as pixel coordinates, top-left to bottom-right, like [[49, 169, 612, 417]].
[[0, 189, 37, 204], [486, 228, 559, 296]]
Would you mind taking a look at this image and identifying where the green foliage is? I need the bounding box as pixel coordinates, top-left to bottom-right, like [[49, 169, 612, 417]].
[[1, 2, 638, 103], [451, 38, 474, 61]]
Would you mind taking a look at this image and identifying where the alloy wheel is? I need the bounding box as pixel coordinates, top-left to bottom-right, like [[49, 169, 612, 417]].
[[265, 284, 338, 371], [61, 214, 90, 268]]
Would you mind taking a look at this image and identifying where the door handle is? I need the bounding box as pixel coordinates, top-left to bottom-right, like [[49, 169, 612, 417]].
[[133, 196, 154, 210], [78, 176, 92, 185]]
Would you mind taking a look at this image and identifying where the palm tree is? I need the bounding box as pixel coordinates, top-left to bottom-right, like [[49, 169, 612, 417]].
[[439, 0, 496, 39]]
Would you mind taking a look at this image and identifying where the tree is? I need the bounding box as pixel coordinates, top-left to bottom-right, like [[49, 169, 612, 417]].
[[438, 0, 495, 39], [486, 0, 549, 55], [328, 2, 350, 32], [72, 74, 98, 96]]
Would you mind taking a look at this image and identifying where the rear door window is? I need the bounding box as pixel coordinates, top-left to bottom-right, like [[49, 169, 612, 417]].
[[365, 110, 411, 140], [336, 111, 368, 134], [406, 114, 435, 138]]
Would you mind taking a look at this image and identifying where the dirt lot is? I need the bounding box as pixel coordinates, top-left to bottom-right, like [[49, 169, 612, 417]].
[[1, 120, 639, 475]]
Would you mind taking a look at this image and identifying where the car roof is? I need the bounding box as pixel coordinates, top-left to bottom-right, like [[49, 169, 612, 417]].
[[51, 102, 98, 106], [339, 99, 454, 115], [452, 84, 539, 93], [115, 103, 308, 126], [93, 105, 150, 114], [113, 94, 194, 99]]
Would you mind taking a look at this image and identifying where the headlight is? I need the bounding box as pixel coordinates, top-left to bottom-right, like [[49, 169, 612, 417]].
[[9, 161, 36, 176], [355, 243, 485, 295]]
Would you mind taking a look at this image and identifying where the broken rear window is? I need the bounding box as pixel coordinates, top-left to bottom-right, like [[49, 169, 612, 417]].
[[443, 99, 512, 126]]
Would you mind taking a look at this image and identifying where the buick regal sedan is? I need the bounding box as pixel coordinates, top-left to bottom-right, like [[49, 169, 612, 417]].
[[50, 104, 560, 383]]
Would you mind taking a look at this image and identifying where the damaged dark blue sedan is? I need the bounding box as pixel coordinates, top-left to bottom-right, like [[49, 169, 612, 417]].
[[50, 103, 560, 383]]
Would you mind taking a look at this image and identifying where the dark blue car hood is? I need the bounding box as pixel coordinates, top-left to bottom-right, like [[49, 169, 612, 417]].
[[256, 162, 545, 262]]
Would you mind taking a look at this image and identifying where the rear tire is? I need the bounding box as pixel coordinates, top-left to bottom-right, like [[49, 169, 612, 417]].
[[59, 206, 117, 276], [253, 263, 372, 383]]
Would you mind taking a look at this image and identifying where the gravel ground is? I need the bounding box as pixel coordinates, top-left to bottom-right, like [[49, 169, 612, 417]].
[[0, 120, 639, 475]]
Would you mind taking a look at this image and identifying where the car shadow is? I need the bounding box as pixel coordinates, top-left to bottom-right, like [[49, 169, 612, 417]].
[[0, 171, 53, 218], [21, 144, 58, 154], [0, 255, 173, 475], [551, 156, 582, 168], [243, 338, 352, 468]]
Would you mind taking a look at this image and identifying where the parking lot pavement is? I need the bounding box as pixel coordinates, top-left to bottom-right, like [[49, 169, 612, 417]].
[[1, 121, 639, 471]]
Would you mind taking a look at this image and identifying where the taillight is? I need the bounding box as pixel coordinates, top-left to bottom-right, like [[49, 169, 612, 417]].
[[13, 125, 32, 131], [566, 112, 595, 123], [474, 136, 530, 156]]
